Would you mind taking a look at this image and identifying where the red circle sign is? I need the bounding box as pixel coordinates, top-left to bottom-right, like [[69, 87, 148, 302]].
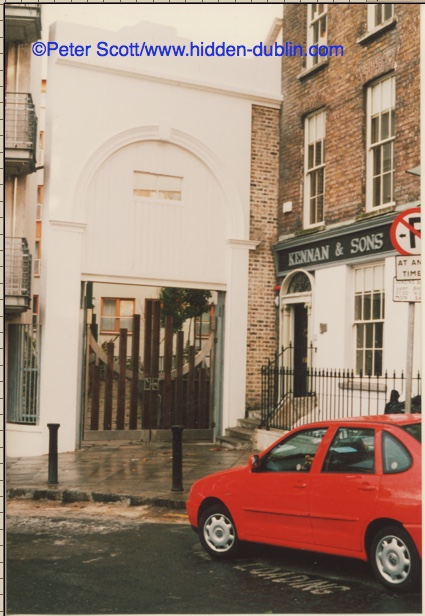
[[390, 208, 421, 255]]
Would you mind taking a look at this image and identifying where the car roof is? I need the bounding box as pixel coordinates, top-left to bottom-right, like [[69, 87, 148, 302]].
[[301, 414, 421, 429]]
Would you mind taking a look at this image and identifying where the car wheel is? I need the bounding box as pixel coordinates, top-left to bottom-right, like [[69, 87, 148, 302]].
[[199, 504, 240, 559], [370, 525, 421, 591]]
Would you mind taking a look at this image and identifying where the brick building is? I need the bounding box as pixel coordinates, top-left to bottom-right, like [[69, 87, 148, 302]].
[[272, 4, 420, 421]]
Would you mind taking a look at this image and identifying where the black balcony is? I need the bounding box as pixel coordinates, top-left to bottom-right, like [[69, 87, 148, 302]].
[[5, 93, 38, 177], [5, 237, 32, 314], [5, 4, 42, 44]]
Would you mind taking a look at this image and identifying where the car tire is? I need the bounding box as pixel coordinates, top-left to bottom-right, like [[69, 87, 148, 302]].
[[199, 504, 240, 559], [370, 525, 421, 591]]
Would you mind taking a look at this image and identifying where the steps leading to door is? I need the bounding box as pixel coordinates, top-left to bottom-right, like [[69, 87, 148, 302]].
[[217, 410, 261, 450]]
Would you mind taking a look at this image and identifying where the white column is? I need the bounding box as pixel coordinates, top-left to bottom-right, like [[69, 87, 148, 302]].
[[221, 239, 259, 431], [38, 220, 86, 454]]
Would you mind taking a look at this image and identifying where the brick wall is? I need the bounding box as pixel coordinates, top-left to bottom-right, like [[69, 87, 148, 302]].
[[246, 105, 280, 409], [279, 4, 420, 238]]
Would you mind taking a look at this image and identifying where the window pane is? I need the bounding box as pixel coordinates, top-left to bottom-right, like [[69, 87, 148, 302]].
[[373, 176, 381, 207], [381, 78, 392, 110], [310, 196, 317, 224], [315, 141, 322, 166], [382, 172, 392, 204], [391, 109, 395, 137], [356, 323, 364, 347], [312, 22, 319, 45], [375, 5, 382, 26], [374, 350, 382, 376], [101, 317, 116, 331], [373, 147, 381, 176], [263, 428, 327, 472], [384, 4, 393, 21], [371, 83, 381, 115], [316, 112, 324, 139], [381, 112, 390, 140], [365, 350, 373, 375], [371, 116, 379, 144], [365, 323, 373, 348], [120, 300, 134, 317], [364, 293, 371, 320], [323, 428, 375, 474], [356, 350, 364, 375], [382, 142, 392, 173], [308, 144, 314, 169], [364, 268, 373, 292], [355, 295, 362, 320], [317, 194, 324, 223], [373, 265, 384, 291], [103, 299, 117, 316], [372, 292, 382, 319], [374, 322, 383, 348], [120, 317, 133, 331], [383, 432, 412, 474], [355, 268, 363, 292]]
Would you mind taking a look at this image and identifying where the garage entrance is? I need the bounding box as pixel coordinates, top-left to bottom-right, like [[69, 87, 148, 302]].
[[82, 285, 221, 442]]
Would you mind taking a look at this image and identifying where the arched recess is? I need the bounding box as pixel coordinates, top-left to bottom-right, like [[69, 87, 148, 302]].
[[279, 270, 315, 389], [73, 125, 247, 244]]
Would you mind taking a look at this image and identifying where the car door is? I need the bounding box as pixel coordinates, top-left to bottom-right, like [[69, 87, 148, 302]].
[[241, 427, 328, 547], [309, 426, 380, 553]]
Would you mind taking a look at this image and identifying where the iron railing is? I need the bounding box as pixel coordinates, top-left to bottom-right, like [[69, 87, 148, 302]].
[[5, 92, 37, 153], [7, 324, 42, 424], [261, 344, 422, 430], [5, 237, 32, 309]]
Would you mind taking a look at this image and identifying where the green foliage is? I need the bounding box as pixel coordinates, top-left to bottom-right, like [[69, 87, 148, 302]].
[[159, 288, 212, 332]]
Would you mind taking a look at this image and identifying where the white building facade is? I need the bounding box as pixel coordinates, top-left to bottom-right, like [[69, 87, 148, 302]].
[[7, 19, 282, 456]]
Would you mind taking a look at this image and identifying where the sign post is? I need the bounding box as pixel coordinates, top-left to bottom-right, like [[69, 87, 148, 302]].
[[390, 208, 421, 414]]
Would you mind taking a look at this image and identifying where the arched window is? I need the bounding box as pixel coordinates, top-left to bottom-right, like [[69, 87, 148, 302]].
[[287, 272, 312, 294]]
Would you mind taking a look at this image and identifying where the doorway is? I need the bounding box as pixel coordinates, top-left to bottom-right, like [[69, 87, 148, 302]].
[[293, 303, 308, 397]]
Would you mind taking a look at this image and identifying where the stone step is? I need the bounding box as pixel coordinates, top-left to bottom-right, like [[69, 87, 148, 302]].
[[216, 435, 253, 450], [238, 416, 261, 430]]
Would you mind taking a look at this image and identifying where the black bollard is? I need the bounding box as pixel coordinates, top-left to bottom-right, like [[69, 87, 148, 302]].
[[171, 425, 184, 492], [47, 423, 60, 484]]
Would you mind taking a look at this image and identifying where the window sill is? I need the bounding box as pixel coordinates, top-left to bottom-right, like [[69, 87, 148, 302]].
[[356, 18, 397, 45], [297, 59, 329, 81], [356, 204, 396, 221]]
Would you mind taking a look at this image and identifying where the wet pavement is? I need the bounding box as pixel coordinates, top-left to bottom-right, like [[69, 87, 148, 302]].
[[6, 440, 255, 509]]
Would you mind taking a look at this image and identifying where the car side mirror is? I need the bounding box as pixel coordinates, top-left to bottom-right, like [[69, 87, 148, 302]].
[[249, 454, 261, 471]]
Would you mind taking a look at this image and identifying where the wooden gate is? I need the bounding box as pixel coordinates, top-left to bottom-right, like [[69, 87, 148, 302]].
[[83, 299, 215, 439]]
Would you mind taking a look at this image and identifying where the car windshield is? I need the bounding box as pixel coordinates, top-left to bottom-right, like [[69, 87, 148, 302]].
[[401, 423, 421, 443]]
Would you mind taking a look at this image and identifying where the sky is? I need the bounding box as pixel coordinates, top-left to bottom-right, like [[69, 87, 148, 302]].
[[42, 4, 284, 45]]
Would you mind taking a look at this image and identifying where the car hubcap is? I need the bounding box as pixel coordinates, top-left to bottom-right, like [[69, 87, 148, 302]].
[[204, 513, 235, 553], [376, 535, 411, 584]]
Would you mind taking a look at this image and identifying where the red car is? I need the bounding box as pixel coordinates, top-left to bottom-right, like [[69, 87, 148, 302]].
[[187, 414, 421, 591]]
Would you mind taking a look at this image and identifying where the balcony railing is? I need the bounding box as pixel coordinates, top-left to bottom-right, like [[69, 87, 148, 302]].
[[5, 237, 32, 314], [5, 93, 37, 176]]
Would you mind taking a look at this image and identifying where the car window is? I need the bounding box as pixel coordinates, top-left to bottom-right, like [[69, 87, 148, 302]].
[[401, 423, 421, 444], [382, 431, 412, 474], [261, 428, 327, 473], [322, 428, 375, 474]]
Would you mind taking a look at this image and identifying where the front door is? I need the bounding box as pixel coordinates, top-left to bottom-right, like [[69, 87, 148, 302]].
[[293, 303, 308, 396]]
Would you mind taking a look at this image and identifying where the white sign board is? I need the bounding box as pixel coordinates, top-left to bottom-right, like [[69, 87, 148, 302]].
[[395, 256, 421, 281], [393, 278, 421, 302]]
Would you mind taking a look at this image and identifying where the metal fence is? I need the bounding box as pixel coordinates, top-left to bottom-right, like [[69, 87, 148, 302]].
[[261, 345, 421, 431], [5, 237, 32, 300], [7, 324, 42, 424]]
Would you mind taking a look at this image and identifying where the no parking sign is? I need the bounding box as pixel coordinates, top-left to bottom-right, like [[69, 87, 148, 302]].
[[390, 207, 421, 255]]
